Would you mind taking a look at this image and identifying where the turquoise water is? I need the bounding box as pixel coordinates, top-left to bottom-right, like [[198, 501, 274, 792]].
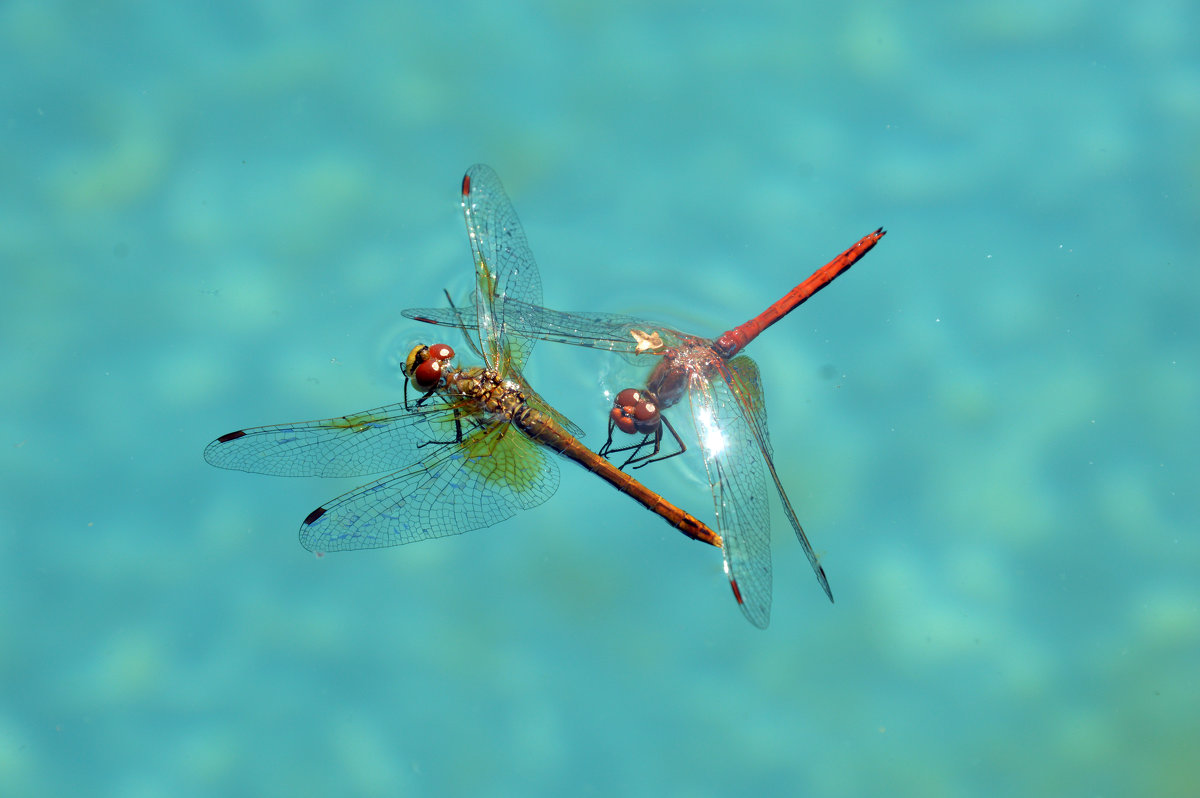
[[3, 2, 1196, 796]]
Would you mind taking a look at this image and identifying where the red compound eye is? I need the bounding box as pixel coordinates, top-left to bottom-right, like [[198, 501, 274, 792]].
[[411, 358, 444, 391], [631, 398, 660, 434], [634, 399, 657, 423], [614, 388, 642, 407], [427, 344, 455, 362], [406, 343, 456, 392], [611, 405, 638, 435], [609, 388, 660, 435]]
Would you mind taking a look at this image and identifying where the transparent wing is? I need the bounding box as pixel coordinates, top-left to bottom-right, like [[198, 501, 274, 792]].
[[203, 400, 467, 478], [300, 422, 560, 552], [460, 164, 543, 371], [721, 355, 833, 602], [404, 295, 687, 365], [404, 305, 477, 330], [686, 367, 773, 628]]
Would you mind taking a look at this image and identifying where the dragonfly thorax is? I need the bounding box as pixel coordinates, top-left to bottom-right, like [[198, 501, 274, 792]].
[[645, 352, 690, 409], [448, 367, 531, 422]]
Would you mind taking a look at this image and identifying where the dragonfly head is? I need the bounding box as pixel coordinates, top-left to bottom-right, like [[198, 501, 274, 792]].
[[610, 388, 661, 435], [405, 344, 455, 393]]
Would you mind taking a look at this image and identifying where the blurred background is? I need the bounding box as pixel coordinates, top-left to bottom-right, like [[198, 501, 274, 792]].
[[2, 1, 1196, 795]]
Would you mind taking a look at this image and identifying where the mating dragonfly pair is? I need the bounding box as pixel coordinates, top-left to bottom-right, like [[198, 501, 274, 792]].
[[204, 165, 884, 628]]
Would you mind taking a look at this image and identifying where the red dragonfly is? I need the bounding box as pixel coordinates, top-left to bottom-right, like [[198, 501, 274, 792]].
[[204, 165, 722, 584], [407, 221, 884, 627]]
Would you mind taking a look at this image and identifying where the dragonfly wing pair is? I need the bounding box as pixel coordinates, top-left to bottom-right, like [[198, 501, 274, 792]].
[[203, 399, 560, 552], [460, 165, 543, 372], [685, 357, 775, 627]]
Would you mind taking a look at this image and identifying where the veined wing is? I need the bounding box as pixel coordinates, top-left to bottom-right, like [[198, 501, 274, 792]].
[[301, 420, 560, 552], [404, 296, 688, 364], [203, 399, 463, 479], [686, 367, 773, 628], [460, 164, 543, 372], [719, 355, 833, 602]]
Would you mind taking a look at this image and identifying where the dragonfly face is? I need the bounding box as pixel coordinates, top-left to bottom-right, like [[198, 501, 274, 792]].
[[405, 343, 456, 393], [609, 388, 662, 436]]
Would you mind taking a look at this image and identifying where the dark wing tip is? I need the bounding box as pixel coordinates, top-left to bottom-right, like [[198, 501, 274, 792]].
[[817, 566, 835, 603]]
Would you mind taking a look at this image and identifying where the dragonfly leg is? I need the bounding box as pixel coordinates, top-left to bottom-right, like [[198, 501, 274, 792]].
[[599, 415, 687, 470], [416, 405, 467, 449], [402, 376, 441, 412], [413, 390, 441, 409], [628, 414, 686, 469], [598, 416, 619, 458], [619, 432, 661, 469], [598, 417, 657, 465]]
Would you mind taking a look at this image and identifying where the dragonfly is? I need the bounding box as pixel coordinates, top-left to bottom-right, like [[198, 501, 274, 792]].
[[204, 164, 726, 597], [407, 220, 885, 627]]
